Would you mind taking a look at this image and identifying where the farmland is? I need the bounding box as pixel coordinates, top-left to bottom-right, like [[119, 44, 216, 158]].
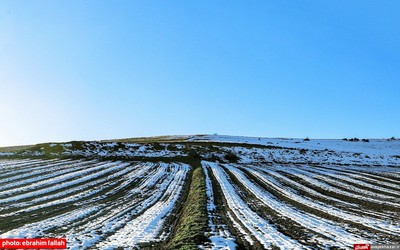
[[0, 135, 399, 249]]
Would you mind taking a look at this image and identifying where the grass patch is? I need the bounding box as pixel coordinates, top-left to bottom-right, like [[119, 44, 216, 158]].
[[166, 161, 208, 250], [102, 135, 193, 144], [0, 145, 35, 153]]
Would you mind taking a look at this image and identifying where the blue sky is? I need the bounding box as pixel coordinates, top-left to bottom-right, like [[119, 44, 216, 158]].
[[1, 1, 399, 146]]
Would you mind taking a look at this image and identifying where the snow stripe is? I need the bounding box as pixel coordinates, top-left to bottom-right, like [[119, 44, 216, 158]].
[[302, 166, 400, 198], [241, 166, 400, 236], [0, 161, 126, 204], [0, 159, 74, 182], [202, 164, 237, 250], [0, 163, 133, 217], [97, 163, 189, 248], [0, 160, 96, 191], [0, 206, 98, 238], [251, 167, 396, 221], [66, 163, 182, 249], [278, 166, 400, 208], [207, 162, 303, 249], [225, 164, 367, 248]]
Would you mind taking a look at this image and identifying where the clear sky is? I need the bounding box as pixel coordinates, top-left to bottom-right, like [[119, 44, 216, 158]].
[[1, 1, 399, 146]]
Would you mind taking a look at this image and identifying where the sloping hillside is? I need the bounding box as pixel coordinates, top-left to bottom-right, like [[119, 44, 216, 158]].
[[0, 135, 399, 249]]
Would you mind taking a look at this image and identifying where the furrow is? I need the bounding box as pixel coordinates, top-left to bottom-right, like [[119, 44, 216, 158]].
[[207, 162, 304, 249], [279, 166, 400, 208], [0, 206, 99, 238], [96, 163, 189, 248], [0, 161, 125, 204], [0, 163, 133, 217], [0, 160, 97, 192], [240, 166, 400, 236], [202, 164, 237, 250], [66, 163, 180, 249], [311, 165, 400, 187], [0, 159, 58, 174], [303, 166, 400, 198], [0, 159, 76, 182], [225, 165, 370, 248], [253, 167, 396, 221]]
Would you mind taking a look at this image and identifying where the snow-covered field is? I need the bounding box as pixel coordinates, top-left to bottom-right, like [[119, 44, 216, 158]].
[[190, 135, 400, 156], [0, 135, 399, 249], [0, 160, 190, 249]]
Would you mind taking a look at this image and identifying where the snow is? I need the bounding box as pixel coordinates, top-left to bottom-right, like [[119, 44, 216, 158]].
[[190, 135, 400, 157], [0, 152, 15, 156], [61, 141, 187, 158], [96, 163, 189, 248], [0, 134, 399, 249], [0, 159, 52, 170], [311, 164, 400, 188], [261, 168, 359, 208], [205, 161, 304, 249], [1, 206, 98, 238], [278, 165, 400, 208], [208, 234, 238, 250], [226, 211, 254, 245], [0, 159, 95, 191], [202, 163, 237, 249], [0, 159, 69, 177], [241, 165, 400, 236], [0, 160, 190, 249], [0, 163, 133, 217], [224, 164, 367, 248], [64, 163, 188, 249], [303, 166, 400, 200], [0, 161, 127, 204]]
